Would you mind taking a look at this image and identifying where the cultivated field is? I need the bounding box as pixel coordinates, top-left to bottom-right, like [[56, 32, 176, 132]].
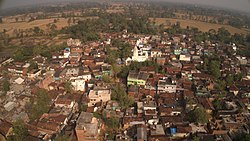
[[0, 17, 98, 37], [151, 18, 250, 35]]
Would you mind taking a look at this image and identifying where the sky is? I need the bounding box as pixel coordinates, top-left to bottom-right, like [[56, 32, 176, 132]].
[[0, 0, 250, 13]]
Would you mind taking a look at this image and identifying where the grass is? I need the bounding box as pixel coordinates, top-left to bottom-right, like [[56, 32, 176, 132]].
[[150, 18, 250, 35]]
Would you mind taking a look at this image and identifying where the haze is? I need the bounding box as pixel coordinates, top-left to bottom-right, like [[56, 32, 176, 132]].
[[1, 0, 250, 13]]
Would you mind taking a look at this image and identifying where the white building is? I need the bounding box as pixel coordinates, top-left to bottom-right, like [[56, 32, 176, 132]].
[[4, 102, 15, 111], [64, 48, 71, 58], [179, 54, 191, 62], [71, 79, 86, 91], [27, 69, 41, 79], [157, 78, 177, 93], [131, 39, 151, 62]]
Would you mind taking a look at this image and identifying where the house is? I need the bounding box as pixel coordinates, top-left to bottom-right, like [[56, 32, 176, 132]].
[[143, 96, 157, 117], [160, 116, 184, 126], [158, 106, 182, 117], [88, 89, 111, 107], [27, 69, 41, 79], [67, 38, 81, 46], [127, 71, 149, 86], [4, 102, 15, 112], [157, 77, 177, 93], [104, 101, 122, 118], [82, 55, 95, 65], [101, 64, 112, 76], [55, 95, 75, 109], [229, 85, 239, 95], [179, 54, 191, 62], [7, 66, 24, 76], [156, 57, 166, 65], [174, 47, 181, 55], [75, 112, 100, 141], [167, 124, 192, 138], [198, 98, 215, 114], [151, 48, 162, 58], [128, 85, 139, 97], [150, 124, 165, 136], [116, 133, 133, 141], [36, 113, 68, 135], [38, 72, 54, 89], [71, 79, 85, 91], [63, 48, 71, 58], [94, 58, 105, 65], [137, 125, 147, 141], [48, 90, 64, 101], [129, 39, 150, 62], [64, 67, 80, 78], [122, 117, 145, 129], [48, 82, 58, 90]]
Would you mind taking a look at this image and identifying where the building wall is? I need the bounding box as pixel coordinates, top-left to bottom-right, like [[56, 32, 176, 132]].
[[127, 78, 146, 86], [76, 129, 85, 141], [88, 90, 111, 107], [71, 79, 85, 91], [158, 84, 177, 93]]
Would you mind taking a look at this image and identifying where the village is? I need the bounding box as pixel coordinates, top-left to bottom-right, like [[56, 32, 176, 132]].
[[0, 29, 250, 141]]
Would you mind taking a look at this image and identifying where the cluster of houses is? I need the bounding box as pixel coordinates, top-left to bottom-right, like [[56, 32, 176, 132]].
[[0, 30, 250, 141]]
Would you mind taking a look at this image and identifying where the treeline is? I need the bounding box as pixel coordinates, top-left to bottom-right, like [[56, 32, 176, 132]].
[[61, 13, 158, 42], [12, 43, 66, 62], [0, 2, 104, 17], [140, 1, 250, 28]]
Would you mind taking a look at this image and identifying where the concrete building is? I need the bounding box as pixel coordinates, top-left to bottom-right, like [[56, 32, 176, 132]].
[[71, 79, 85, 91], [88, 89, 111, 107], [75, 112, 100, 141], [157, 77, 177, 93], [127, 71, 149, 86]]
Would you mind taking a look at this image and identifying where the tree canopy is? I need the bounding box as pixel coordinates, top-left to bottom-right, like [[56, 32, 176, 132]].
[[29, 89, 51, 121], [2, 79, 10, 92], [111, 84, 134, 109], [11, 120, 28, 141], [189, 106, 209, 124]]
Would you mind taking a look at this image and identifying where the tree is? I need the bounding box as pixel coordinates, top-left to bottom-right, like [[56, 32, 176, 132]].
[[192, 136, 200, 141], [105, 117, 119, 130], [209, 60, 221, 79], [29, 89, 50, 121], [216, 80, 226, 91], [33, 26, 41, 35], [28, 61, 38, 71], [112, 64, 121, 80], [2, 79, 10, 92], [12, 120, 28, 141], [189, 106, 209, 124], [54, 135, 71, 141], [93, 112, 102, 119], [203, 57, 209, 71], [246, 34, 250, 43], [212, 99, 223, 110], [102, 75, 112, 83], [51, 24, 57, 31], [67, 18, 72, 26], [112, 84, 134, 109], [80, 104, 87, 112], [217, 27, 231, 43], [226, 75, 234, 86], [64, 81, 73, 93]]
